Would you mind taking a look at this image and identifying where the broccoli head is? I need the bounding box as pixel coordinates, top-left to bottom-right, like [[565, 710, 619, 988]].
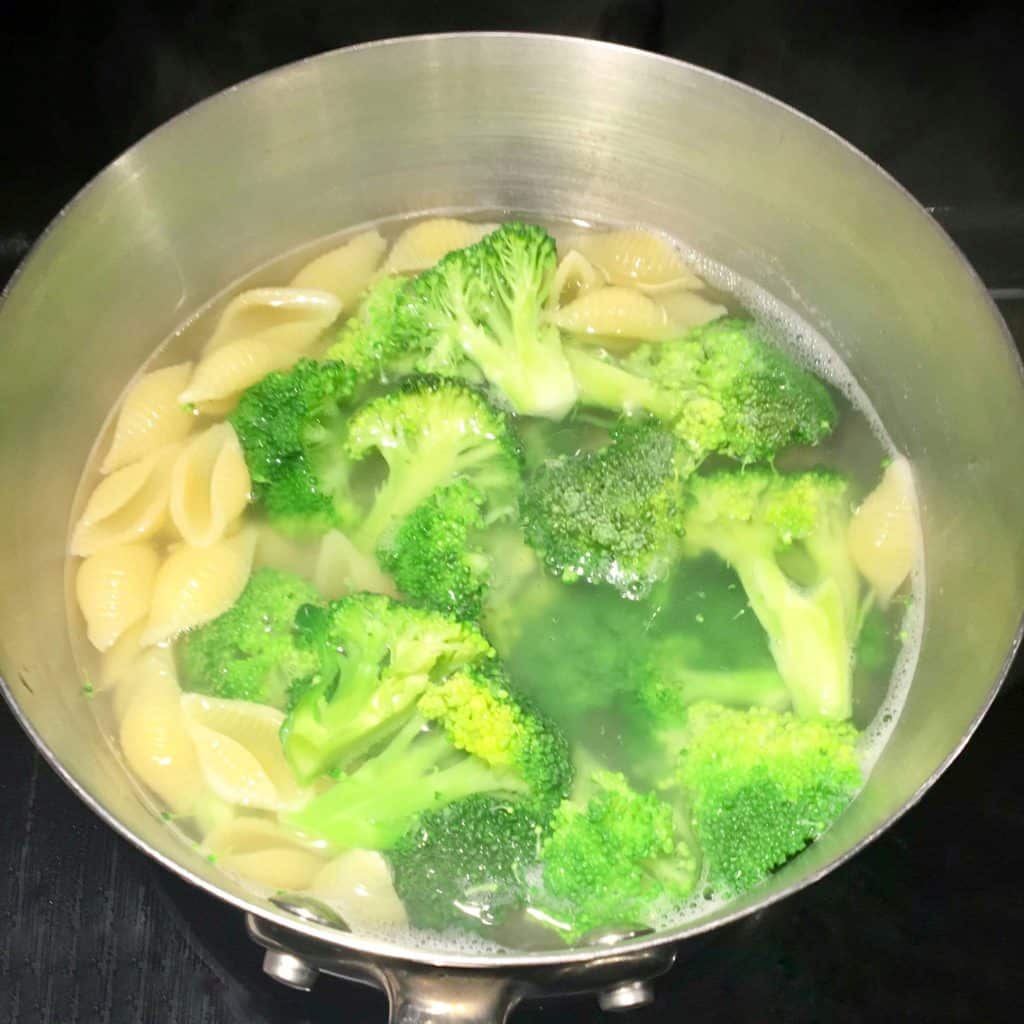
[[377, 479, 491, 622], [677, 702, 862, 894], [346, 376, 522, 553], [229, 358, 360, 536], [520, 420, 688, 598], [682, 466, 860, 721], [395, 222, 578, 419], [535, 770, 697, 942], [284, 662, 571, 850], [325, 276, 409, 381], [567, 317, 837, 464], [281, 594, 493, 782], [176, 568, 320, 709], [389, 794, 544, 932]]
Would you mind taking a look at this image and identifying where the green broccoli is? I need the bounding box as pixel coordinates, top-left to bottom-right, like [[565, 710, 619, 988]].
[[566, 317, 837, 464], [229, 358, 360, 535], [682, 467, 860, 721], [389, 794, 544, 931], [377, 479, 491, 621], [395, 222, 578, 419], [534, 769, 697, 942], [520, 420, 688, 598], [176, 568, 321, 709], [677, 702, 862, 894], [281, 594, 493, 782], [325, 276, 409, 380], [284, 662, 571, 849], [346, 376, 522, 553]]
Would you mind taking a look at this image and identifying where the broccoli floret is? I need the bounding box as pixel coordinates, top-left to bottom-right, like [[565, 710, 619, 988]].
[[396, 222, 578, 419], [229, 358, 360, 535], [377, 479, 491, 621], [682, 467, 860, 720], [520, 421, 688, 598], [534, 770, 697, 942], [281, 594, 493, 782], [285, 662, 571, 849], [346, 377, 522, 553], [566, 317, 837, 464], [677, 702, 862, 895], [389, 795, 544, 931], [325, 276, 409, 380], [176, 568, 321, 709]]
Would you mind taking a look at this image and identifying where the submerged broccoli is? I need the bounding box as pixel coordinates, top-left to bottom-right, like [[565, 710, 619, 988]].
[[281, 594, 493, 782], [566, 317, 836, 464], [346, 377, 522, 553], [377, 479, 491, 621], [520, 421, 687, 597], [176, 568, 321, 709], [535, 769, 697, 942], [677, 702, 862, 894], [682, 467, 860, 721], [395, 222, 578, 419], [285, 662, 571, 849], [389, 794, 544, 932], [229, 358, 360, 535], [325, 276, 409, 380]]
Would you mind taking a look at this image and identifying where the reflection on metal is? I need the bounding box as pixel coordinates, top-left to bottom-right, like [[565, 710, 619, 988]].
[[262, 949, 319, 991], [597, 979, 655, 1012]]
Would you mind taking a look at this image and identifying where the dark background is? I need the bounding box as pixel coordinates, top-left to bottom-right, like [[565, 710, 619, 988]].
[[1, 2, 1022, 1021]]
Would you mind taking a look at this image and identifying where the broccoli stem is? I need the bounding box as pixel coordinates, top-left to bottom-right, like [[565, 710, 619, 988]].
[[565, 347, 676, 419]]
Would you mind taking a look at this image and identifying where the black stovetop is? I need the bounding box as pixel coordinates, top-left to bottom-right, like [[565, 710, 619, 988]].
[[2, 2, 1022, 1021]]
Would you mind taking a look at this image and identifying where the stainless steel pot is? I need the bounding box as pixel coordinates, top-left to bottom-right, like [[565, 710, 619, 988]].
[[1, 33, 1022, 1023]]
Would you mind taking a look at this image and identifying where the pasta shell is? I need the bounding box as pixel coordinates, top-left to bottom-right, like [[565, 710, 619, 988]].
[[549, 286, 676, 342], [191, 793, 237, 840], [71, 444, 181, 557], [383, 218, 497, 275], [101, 363, 196, 474], [202, 288, 342, 356], [253, 525, 319, 579], [203, 818, 327, 891], [140, 528, 256, 645], [119, 677, 203, 815], [570, 229, 703, 291], [112, 645, 180, 725], [181, 694, 307, 811], [99, 621, 147, 692], [178, 338, 298, 409], [290, 230, 388, 308], [848, 456, 918, 604], [548, 250, 607, 308], [309, 850, 408, 930], [657, 290, 729, 332], [76, 543, 160, 652], [315, 530, 399, 601], [170, 424, 251, 547]]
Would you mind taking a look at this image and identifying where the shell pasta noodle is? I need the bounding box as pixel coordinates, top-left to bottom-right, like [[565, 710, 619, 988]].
[[169, 423, 251, 548], [383, 217, 498, 274], [290, 230, 388, 306], [76, 542, 160, 651], [71, 443, 181, 557], [101, 363, 196, 474], [68, 214, 918, 951]]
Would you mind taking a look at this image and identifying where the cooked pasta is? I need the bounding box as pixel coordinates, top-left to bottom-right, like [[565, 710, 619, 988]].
[[177, 338, 299, 410], [309, 850, 409, 929], [383, 217, 497, 274], [657, 289, 729, 332], [549, 285, 676, 342], [76, 542, 160, 651], [290, 230, 387, 307], [181, 694, 307, 811], [169, 423, 251, 548], [568, 228, 703, 291], [111, 645, 179, 726], [99, 621, 147, 692], [547, 250, 607, 308], [140, 528, 256, 645], [101, 363, 196, 474], [202, 818, 327, 891], [314, 530, 399, 600], [72, 444, 181, 557]]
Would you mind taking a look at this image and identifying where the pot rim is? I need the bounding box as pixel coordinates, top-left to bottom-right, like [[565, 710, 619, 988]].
[[1, 30, 1022, 970]]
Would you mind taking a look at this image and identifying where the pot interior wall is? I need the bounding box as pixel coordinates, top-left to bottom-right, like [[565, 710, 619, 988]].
[[1, 34, 1022, 961]]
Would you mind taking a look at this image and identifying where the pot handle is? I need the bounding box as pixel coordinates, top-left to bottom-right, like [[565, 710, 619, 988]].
[[381, 966, 520, 1024]]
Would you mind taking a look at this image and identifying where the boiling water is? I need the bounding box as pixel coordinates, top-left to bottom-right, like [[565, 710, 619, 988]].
[[66, 210, 924, 954]]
